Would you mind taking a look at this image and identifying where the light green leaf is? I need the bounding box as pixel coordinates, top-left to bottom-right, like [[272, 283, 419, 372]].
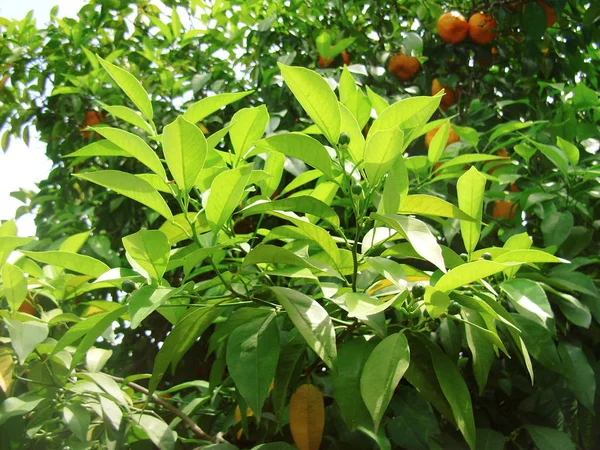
[[243, 244, 318, 270], [360, 333, 410, 431], [64, 140, 130, 159], [457, 167, 486, 258], [183, 91, 253, 124], [231, 105, 269, 157], [75, 170, 173, 221], [59, 230, 91, 253], [162, 116, 207, 193], [556, 136, 579, 166], [123, 230, 170, 281], [344, 89, 372, 130], [558, 342, 595, 411], [488, 121, 536, 143], [340, 103, 366, 164], [367, 257, 407, 290], [128, 286, 183, 328], [102, 105, 154, 134], [495, 249, 565, 264], [133, 414, 177, 450], [271, 287, 337, 369], [427, 121, 450, 164], [424, 287, 451, 318], [4, 319, 48, 364], [91, 127, 165, 179], [278, 63, 341, 145], [337, 292, 397, 318], [86, 347, 113, 373], [462, 308, 494, 395], [97, 55, 153, 121], [2, 263, 27, 313], [398, 195, 475, 221], [257, 151, 285, 198], [80, 372, 130, 406], [501, 279, 554, 332], [21, 250, 109, 278], [0, 393, 44, 426], [541, 211, 574, 248], [380, 155, 409, 214], [434, 154, 505, 171], [99, 396, 122, 431], [364, 127, 404, 186], [242, 197, 339, 228], [365, 86, 389, 116], [370, 213, 446, 272], [524, 425, 575, 450], [435, 261, 510, 293], [251, 133, 333, 178], [62, 404, 90, 442], [206, 164, 253, 235], [531, 141, 569, 178], [227, 314, 280, 416]]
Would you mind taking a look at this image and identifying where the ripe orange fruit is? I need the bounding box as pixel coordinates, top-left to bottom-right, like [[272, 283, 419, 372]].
[[509, 181, 519, 193], [18, 300, 36, 315], [437, 11, 469, 44], [341, 50, 350, 65], [425, 125, 460, 149], [388, 53, 420, 81], [318, 56, 333, 68], [468, 13, 498, 45], [431, 78, 457, 110], [493, 200, 517, 220], [81, 110, 105, 138], [488, 149, 511, 175], [536, 1, 556, 27]]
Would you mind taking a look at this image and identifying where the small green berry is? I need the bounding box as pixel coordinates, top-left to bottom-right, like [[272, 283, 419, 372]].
[[427, 319, 440, 332], [482, 252, 492, 261], [460, 253, 468, 261], [338, 132, 351, 146], [447, 301, 462, 315], [228, 263, 238, 274], [411, 284, 426, 299], [351, 184, 362, 195], [122, 280, 136, 293]]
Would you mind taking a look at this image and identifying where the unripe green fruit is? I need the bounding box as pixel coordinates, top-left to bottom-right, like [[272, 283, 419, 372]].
[[122, 280, 136, 293], [447, 301, 462, 315], [460, 253, 468, 261], [482, 252, 493, 261], [411, 284, 425, 299], [351, 184, 362, 195], [228, 263, 238, 274], [338, 132, 351, 146], [427, 319, 440, 332]]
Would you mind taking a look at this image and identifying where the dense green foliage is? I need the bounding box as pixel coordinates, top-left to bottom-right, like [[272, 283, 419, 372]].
[[1, 1, 599, 449]]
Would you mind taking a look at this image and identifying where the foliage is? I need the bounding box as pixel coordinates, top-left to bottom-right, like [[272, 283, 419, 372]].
[[1, 1, 599, 449]]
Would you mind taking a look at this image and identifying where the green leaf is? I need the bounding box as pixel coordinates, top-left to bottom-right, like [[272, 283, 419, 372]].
[[476, 429, 505, 450], [333, 337, 374, 431], [337, 292, 397, 318], [365, 86, 389, 115], [339, 103, 366, 164], [488, 121, 536, 143], [271, 287, 337, 370], [531, 142, 569, 178], [227, 314, 280, 416], [62, 404, 91, 442], [495, 249, 565, 264], [91, 127, 165, 179], [122, 230, 170, 281], [541, 211, 574, 248], [0, 393, 44, 426], [251, 133, 333, 178], [380, 156, 409, 214], [343, 89, 372, 130], [278, 63, 341, 145], [149, 306, 222, 396], [457, 167, 486, 258], [2, 263, 27, 313], [206, 164, 253, 235], [243, 244, 318, 270], [512, 315, 562, 372], [86, 348, 112, 373], [424, 287, 451, 318], [367, 257, 407, 290], [4, 319, 48, 364], [102, 105, 154, 134], [64, 140, 130, 159], [360, 332, 410, 431], [370, 213, 446, 272], [272, 330, 305, 419], [129, 286, 184, 329], [501, 279, 554, 333], [398, 195, 475, 221], [133, 414, 177, 450], [230, 105, 269, 157], [364, 127, 404, 186], [462, 308, 494, 395], [257, 151, 285, 198], [556, 137, 579, 166], [524, 425, 575, 450], [435, 261, 510, 292], [557, 342, 595, 411], [427, 121, 450, 164], [280, 170, 322, 196], [183, 91, 254, 124], [74, 171, 173, 222], [21, 250, 110, 278], [242, 197, 340, 228], [428, 340, 476, 450], [163, 116, 207, 193], [97, 55, 153, 121]]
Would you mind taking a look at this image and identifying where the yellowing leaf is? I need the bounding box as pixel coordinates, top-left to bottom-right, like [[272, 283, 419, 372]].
[[289, 384, 325, 450]]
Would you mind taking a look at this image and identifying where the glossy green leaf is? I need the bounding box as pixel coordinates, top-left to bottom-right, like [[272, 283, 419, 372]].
[[64, 140, 130, 159], [278, 63, 341, 145], [501, 279, 554, 332], [424, 287, 451, 318], [98, 55, 153, 121], [128, 286, 184, 328], [183, 91, 253, 124], [364, 127, 404, 186], [230, 105, 269, 157], [556, 136, 579, 166], [2, 263, 27, 313], [227, 314, 280, 416], [257, 151, 285, 198], [74, 170, 173, 222], [360, 333, 410, 431], [558, 342, 595, 411], [62, 404, 91, 442], [380, 155, 408, 214], [524, 425, 575, 450], [163, 116, 207, 193], [21, 250, 110, 278], [4, 319, 48, 365], [86, 348, 112, 373], [251, 133, 333, 178], [457, 167, 486, 258], [242, 197, 340, 227], [337, 292, 397, 318], [435, 261, 510, 292], [427, 121, 450, 164], [205, 164, 253, 235], [531, 142, 569, 178], [123, 230, 170, 281], [271, 287, 337, 369], [102, 105, 154, 134], [462, 308, 494, 395], [367, 257, 407, 290], [339, 103, 366, 164], [371, 213, 446, 272], [0, 393, 44, 426], [133, 414, 177, 450], [398, 195, 475, 221], [495, 249, 565, 264]]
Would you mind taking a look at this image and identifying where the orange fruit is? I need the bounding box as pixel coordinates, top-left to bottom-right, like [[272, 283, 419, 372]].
[[341, 50, 350, 65], [431, 78, 457, 110], [81, 110, 105, 138], [18, 300, 36, 315], [468, 12, 498, 45], [437, 11, 469, 44], [388, 53, 420, 81], [509, 181, 519, 193], [489, 149, 511, 175], [425, 125, 460, 149], [537, 1, 556, 27], [493, 200, 517, 220], [318, 56, 333, 68]]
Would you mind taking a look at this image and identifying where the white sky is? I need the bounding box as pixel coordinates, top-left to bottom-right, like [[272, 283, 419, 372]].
[[0, 1, 87, 236]]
